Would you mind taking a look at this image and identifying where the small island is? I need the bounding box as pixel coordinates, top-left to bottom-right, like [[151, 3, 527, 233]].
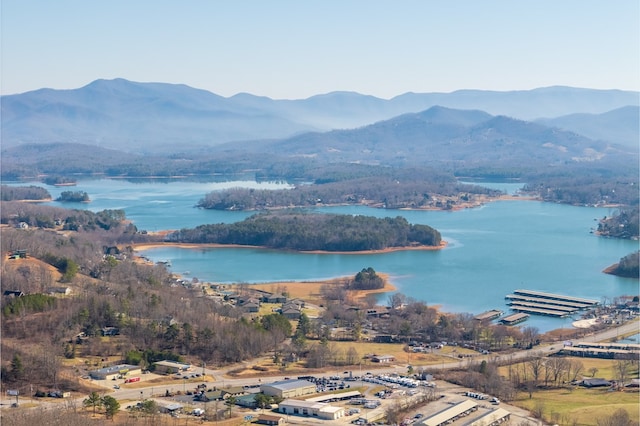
[[165, 212, 442, 252], [55, 190, 90, 203]]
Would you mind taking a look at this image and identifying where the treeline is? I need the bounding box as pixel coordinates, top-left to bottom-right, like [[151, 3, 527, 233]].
[[0, 185, 51, 201], [522, 167, 639, 208], [0, 202, 144, 239], [198, 176, 503, 211], [167, 213, 442, 251]]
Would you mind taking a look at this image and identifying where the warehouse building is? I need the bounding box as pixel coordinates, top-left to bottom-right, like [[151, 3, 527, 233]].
[[261, 379, 316, 399], [278, 399, 345, 420]]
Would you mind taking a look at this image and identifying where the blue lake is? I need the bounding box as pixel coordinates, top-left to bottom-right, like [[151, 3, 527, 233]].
[[9, 178, 639, 332]]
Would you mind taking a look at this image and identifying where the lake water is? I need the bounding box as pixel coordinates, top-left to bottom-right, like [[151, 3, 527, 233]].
[[7, 178, 639, 332]]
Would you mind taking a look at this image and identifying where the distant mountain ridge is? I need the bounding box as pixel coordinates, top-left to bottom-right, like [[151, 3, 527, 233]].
[[226, 106, 635, 169], [1, 78, 638, 153], [536, 106, 639, 148]]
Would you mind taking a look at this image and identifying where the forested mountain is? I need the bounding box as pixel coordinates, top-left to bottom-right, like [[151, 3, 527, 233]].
[[229, 107, 637, 170], [537, 106, 640, 148], [2, 78, 637, 152]]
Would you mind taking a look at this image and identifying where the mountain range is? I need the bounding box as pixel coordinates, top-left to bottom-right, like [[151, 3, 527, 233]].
[[1, 78, 638, 153]]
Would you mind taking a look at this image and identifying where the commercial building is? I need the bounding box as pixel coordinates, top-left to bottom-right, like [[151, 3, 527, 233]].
[[261, 379, 316, 399], [278, 399, 345, 420], [153, 360, 191, 374], [89, 364, 141, 381]]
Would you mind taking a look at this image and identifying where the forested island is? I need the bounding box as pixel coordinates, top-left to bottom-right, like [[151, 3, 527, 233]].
[[197, 176, 504, 211], [165, 212, 442, 251], [55, 191, 90, 203]]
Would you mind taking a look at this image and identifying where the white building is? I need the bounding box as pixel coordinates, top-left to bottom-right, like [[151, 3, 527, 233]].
[[278, 399, 345, 420], [89, 364, 141, 381], [261, 379, 316, 399]]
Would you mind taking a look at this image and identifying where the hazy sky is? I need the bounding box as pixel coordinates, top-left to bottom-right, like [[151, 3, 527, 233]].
[[1, 1, 638, 99]]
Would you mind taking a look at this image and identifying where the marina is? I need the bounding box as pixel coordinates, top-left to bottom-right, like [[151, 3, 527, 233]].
[[505, 289, 599, 318]]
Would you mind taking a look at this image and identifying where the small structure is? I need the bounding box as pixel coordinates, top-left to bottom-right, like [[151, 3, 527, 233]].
[[261, 379, 316, 399], [153, 360, 191, 374], [157, 401, 183, 414], [257, 413, 286, 425], [371, 354, 395, 363], [499, 312, 529, 326], [580, 378, 612, 388], [474, 310, 503, 322], [278, 399, 345, 420], [100, 327, 120, 336], [48, 286, 72, 296], [89, 364, 141, 381], [3, 290, 25, 298]]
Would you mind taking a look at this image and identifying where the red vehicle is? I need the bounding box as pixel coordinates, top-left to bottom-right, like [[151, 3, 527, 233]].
[[125, 377, 140, 383]]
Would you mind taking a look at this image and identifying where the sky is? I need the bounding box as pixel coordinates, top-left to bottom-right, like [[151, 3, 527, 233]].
[[1, 1, 639, 99]]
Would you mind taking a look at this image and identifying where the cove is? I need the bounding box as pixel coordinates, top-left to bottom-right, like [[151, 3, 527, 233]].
[[7, 178, 639, 332]]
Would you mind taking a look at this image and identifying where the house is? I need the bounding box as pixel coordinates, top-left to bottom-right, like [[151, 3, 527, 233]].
[[371, 355, 395, 363], [196, 390, 224, 402], [257, 413, 286, 425], [262, 293, 287, 304], [221, 386, 246, 399], [277, 399, 344, 420], [261, 379, 316, 399], [243, 302, 261, 313], [281, 306, 301, 319]]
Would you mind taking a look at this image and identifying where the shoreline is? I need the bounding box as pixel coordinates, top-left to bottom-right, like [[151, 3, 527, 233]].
[[131, 240, 448, 254]]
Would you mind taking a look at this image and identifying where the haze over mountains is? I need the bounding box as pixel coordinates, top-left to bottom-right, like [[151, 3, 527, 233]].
[[1, 78, 638, 153]]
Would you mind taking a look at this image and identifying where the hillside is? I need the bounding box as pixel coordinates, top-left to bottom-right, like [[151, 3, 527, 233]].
[[224, 106, 637, 170], [1, 79, 637, 153], [536, 106, 640, 148]]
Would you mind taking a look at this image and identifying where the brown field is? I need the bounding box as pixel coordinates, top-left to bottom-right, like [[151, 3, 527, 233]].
[[230, 272, 397, 307], [512, 387, 639, 425]]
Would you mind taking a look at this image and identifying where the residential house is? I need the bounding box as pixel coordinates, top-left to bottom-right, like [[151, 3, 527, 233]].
[[371, 355, 395, 363]]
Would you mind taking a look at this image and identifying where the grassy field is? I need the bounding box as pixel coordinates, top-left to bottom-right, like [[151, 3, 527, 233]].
[[497, 356, 640, 425], [512, 387, 639, 425]]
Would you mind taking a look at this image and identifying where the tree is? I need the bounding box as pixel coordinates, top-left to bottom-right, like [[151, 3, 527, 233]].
[[596, 408, 636, 426], [10, 354, 24, 382], [225, 395, 237, 417], [101, 395, 120, 420], [254, 393, 272, 409], [83, 391, 102, 416]]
